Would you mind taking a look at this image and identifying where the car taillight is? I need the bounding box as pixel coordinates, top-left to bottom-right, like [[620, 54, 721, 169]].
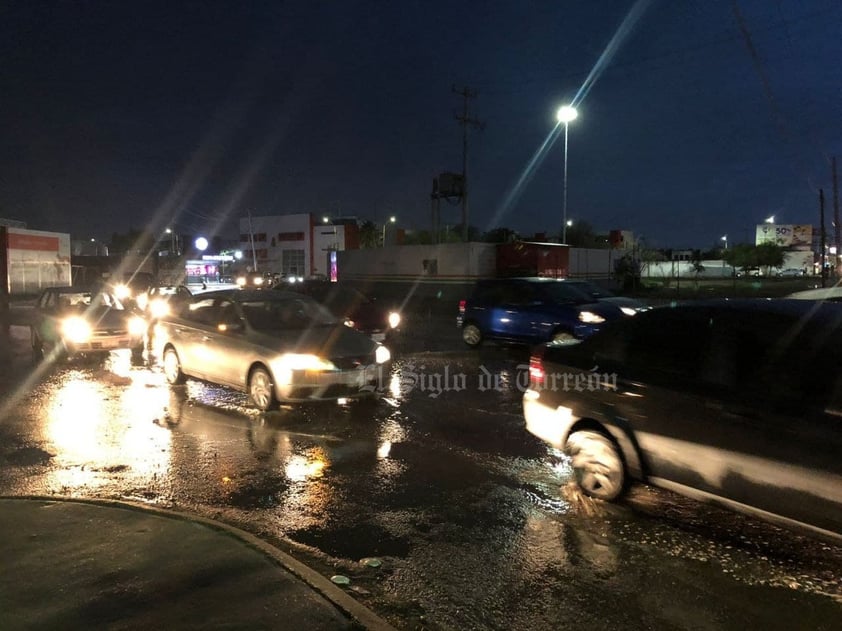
[[458, 299, 466, 313], [528, 347, 546, 387]]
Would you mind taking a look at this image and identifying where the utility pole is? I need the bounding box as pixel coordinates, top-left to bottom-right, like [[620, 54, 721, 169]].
[[247, 209, 258, 272], [820, 189, 827, 287], [834, 157, 841, 278], [453, 85, 485, 243]]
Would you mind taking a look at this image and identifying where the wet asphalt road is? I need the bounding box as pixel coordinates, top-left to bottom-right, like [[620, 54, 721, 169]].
[[0, 318, 841, 630]]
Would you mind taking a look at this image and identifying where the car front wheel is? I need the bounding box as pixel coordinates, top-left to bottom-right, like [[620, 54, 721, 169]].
[[163, 347, 186, 384], [565, 430, 626, 501], [462, 323, 483, 347], [249, 366, 277, 411]]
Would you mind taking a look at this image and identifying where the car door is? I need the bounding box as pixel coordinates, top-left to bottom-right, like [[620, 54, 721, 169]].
[[169, 297, 219, 380], [198, 299, 253, 390], [693, 310, 842, 535], [600, 307, 722, 490]]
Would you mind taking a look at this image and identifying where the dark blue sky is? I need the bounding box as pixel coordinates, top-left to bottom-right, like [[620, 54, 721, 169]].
[[2, 0, 841, 248]]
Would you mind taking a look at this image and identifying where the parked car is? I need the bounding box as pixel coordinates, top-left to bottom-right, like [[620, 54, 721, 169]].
[[522, 300, 842, 541], [153, 289, 391, 410], [457, 277, 630, 347], [775, 268, 806, 278], [787, 285, 842, 302], [282, 280, 401, 342], [735, 267, 762, 278], [30, 285, 147, 359]]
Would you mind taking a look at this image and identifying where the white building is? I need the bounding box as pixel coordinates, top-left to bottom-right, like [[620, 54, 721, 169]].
[[238, 213, 359, 279]]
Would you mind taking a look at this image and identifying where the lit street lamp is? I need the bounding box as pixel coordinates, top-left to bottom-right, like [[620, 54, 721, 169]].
[[765, 215, 775, 224], [556, 105, 578, 245], [721, 235, 728, 249], [382, 216, 396, 246]]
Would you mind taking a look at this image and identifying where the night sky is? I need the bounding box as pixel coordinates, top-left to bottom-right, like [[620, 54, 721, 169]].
[[2, 0, 841, 248]]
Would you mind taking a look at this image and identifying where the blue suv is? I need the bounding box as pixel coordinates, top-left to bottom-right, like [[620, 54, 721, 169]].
[[457, 277, 630, 347]]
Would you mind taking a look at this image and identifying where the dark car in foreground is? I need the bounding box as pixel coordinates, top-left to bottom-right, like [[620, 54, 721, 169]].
[[283, 281, 401, 342], [457, 277, 630, 347], [153, 289, 391, 410], [31, 285, 147, 359], [523, 299, 842, 541]]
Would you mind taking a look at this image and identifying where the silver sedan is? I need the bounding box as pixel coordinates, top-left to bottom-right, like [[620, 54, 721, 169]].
[[154, 289, 391, 410]]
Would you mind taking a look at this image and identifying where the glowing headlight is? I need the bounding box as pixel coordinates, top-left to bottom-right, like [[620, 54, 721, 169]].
[[388, 312, 401, 329], [236, 276, 247, 287], [344, 319, 355, 328], [114, 284, 132, 300], [278, 353, 336, 371], [61, 317, 92, 343], [620, 307, 638, 317], [135, 293, 149, 311], [149, 298, 170, 319], [128, 316, 147, 336], [578, 310, 606, 324], [375, 345, 391, 364], [253, 276, 264, 285]]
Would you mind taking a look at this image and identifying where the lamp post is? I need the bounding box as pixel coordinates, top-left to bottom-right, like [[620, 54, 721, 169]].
[[764, 215, 775, 224], [556, 105, 578, 245], [721, 235, 728, 250], [382, 215, 396, 247]]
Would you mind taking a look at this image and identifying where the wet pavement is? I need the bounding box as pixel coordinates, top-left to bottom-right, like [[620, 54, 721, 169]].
[[1, 318, 841, 629]]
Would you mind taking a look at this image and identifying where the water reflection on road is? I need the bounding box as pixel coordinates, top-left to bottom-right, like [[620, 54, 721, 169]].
[[0, 343, 840, 629]]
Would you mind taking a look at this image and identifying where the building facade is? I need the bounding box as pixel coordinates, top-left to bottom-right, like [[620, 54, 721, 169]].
[[238, 213, 359, 279]]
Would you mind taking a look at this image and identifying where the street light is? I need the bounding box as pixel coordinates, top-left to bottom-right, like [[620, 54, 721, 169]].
[[765, 215, 775, 224], [382, 216, 396, 246], [721, 235, 728, 249], [556, 105, 578, 245]]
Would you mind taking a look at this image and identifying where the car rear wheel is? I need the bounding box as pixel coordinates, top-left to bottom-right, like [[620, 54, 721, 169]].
[[30, 327, 44, 360], [462, 323, 483, 347], [163, 347, 186, 384], [249, 367, 277, 411], [565, 430, 625, 501]]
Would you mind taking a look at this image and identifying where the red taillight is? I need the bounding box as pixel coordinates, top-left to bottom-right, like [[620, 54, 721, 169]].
[[458, 299, 466, 313], [528, 349, 546, 386]]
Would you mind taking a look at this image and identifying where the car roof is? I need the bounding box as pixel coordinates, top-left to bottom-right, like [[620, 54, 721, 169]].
[[193, 289, 308, 301]]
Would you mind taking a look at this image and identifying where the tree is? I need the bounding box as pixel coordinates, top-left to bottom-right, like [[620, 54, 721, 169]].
[[613, 253, 641, 291], [564, 221, 608, 248], [358, 220, 379, 249], [755, 242, 786, 272], [481, 227, 519, 243]]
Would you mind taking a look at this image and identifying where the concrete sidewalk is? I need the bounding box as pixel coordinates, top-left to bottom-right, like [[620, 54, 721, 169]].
[[0, 497, 394, 630]]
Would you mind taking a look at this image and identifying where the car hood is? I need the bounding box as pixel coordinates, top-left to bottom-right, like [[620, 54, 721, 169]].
[[249, 323, 380, 359]]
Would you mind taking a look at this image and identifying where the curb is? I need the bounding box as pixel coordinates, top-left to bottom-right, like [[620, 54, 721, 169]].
[[1, 495, 396, 631]]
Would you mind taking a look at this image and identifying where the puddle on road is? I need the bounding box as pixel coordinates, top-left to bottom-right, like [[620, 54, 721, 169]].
[[289, 522, 411, 560]]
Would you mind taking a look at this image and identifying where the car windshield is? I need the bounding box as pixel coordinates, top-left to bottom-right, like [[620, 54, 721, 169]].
[[57, 291, 124, 310], [239, 297, 339, 332]]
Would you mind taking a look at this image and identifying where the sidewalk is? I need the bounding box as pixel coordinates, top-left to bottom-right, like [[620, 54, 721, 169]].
[[0, 497, 394, 631]]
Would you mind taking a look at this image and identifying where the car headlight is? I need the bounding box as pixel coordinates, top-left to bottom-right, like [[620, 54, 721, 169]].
[[236, 276, 247, 287], [388, 312, 401, 329], [61, 317, 92, 343], [128, 316, 147, 336], [253, 276, 264, 285], [620, 307, 638, 317], [135, 293, 149, 311], [344, 319, 355, 328], [149, 298, 170, 319], [375, 345, 391, 364], [578, 310, 606, 324], [114, 284, 132, 300], [278, 353, 336, 371]]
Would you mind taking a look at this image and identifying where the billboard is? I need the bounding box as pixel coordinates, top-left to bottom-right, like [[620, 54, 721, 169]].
[[755, 224, 813, 249], [3, 228, 71, 294]]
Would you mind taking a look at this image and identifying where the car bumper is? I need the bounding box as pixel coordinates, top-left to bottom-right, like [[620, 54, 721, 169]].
[[64, 335, 142, 353], [275, 363, 389, 402]]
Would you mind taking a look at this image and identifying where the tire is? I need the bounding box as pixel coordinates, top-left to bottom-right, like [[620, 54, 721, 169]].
[[249, 366, 277, 411], [565, 430, 626, 501], [163, 347, 186, 385], [30, 327, 44, 361], [462, 323, 483, 347], [551, 330, 577, 344]]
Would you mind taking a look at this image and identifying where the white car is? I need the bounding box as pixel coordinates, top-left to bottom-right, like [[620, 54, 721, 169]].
[[776, 268, 806, 278]]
